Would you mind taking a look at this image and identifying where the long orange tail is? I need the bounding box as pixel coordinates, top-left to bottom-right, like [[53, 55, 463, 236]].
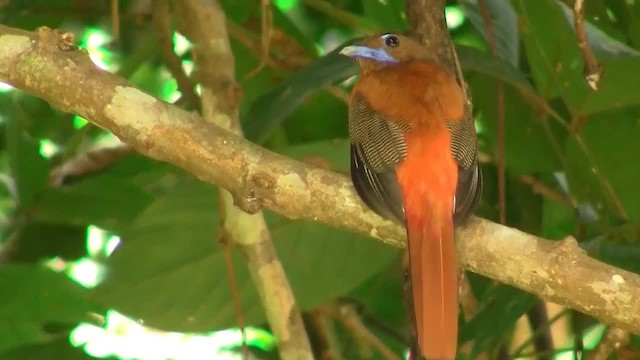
[[407, 212, 458, 360]]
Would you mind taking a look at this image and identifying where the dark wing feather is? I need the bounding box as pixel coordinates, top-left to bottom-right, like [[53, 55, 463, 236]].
[[349, 93, 407, 223], [446, 108, 483, 225]]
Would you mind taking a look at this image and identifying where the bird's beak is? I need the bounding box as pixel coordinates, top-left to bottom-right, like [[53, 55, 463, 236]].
[[339, 45, 398, 64]]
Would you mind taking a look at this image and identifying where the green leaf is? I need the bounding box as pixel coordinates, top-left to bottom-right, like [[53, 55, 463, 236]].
[[34, 174, 153, 232], [0, 323, 48, 354], [362, 0, 407, 31], [275, 139, 350, 174], [6, 110, 49, 208], [513, 0, 640, 115], [0, 264, 97, 323], [11, 223, 86, 262], [468, 73, 562, 173], [583, 238, 640, 274], [459, 0, 520, 66], [459, 284, 537, 357], [242, 46, 357, 144], [0, 337, 103, 360], [94, 176, 398, 332], [564, 111, 640, 229]]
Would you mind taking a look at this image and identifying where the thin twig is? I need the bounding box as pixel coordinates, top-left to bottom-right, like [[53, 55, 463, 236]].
[[245, 0, 273, 79], [301, 0, 378, 32], [49, 144, 133, 186], [150, 0, 200, 109], [306, 309, 344, 360], [573, 0, 604, 91], [171, 1, 313, 359], [111, 0, 120, 41], [527, 301, 555, 360], [218, 228, 250, 357], [325, 303, 401, 360], [519, 175, 574, 206], [586, 327, 629, 360]]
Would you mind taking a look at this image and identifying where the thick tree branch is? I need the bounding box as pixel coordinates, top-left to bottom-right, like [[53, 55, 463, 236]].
[[1, 24, 639, 335]]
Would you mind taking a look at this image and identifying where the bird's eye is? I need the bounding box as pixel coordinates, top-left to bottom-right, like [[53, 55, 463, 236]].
[[384, 35, 400, 48]]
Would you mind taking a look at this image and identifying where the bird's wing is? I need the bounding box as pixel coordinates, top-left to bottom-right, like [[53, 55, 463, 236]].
[[446, 108, 483, 225], [348, 93, 407, 223]]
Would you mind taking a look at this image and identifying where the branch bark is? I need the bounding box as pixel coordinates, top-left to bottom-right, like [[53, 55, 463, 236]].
[[1, 24, 640, 335]]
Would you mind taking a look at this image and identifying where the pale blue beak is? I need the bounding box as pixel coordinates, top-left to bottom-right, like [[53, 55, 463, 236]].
[[339, 45, 398, 64]]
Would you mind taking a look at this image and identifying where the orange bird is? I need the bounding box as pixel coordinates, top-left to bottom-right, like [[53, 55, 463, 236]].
[[340, 34, 482, 359]]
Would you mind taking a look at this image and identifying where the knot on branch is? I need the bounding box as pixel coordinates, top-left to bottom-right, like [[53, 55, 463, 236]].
[[233, 171, 275, 214]]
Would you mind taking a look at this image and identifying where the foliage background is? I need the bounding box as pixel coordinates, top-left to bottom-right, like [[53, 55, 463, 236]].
[[0, 0, 640, 359]]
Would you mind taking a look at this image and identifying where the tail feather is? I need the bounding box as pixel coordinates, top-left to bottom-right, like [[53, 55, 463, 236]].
[[407, 215, 458, 360]]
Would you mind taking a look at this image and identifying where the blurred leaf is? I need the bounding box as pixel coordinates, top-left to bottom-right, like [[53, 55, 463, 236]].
[[583, 238, 640, 274], [95, 171, 398, 332], [275, 138, 350, 174], [0, 337, 104, 360], [459, 284, 537, 357], [564, 111, 640, 229], [459, 0, 520, 66], [272, 5, 318, 56], [556, 1, 640, 57], [11, 223, 86, 262], [348, 256, 406, 330], [34, 174, 153, 233], [0, 264, 97, 322], [242, 45, 357, 144], [282, 91, 348, 144], [468, 73, 562, 173], [541, 196, 577, 240], [220, 0, 256, 23], [514, 0, 640, 115], [6, 109, 49, 208], [362, 0, 407, 31], [0, 323, 47, 354]]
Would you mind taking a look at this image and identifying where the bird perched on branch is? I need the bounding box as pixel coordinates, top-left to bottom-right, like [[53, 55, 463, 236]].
[[340, 33, 482, 360]]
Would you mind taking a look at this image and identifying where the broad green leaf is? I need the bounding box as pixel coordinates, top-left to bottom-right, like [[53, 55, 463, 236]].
[[564, 111, 640, 229], [6, 109, 49, 208], [513, 0, 585, 103], [348, 257, 406, 329], [275, 139, 350, 174], [459, 284, 537, 357], [362, 0, 407, 31], [272, 5, 318, 56], [541, 196, 577, 240], [459, 0, 520, 66], [34, 174, 153, 233], [282, 91, 348, 144], [0, 323, 48, 354], [468, 73, 562, 173], [242, 45, 357, 144], [582, 238, 640, 275], [556, 1, 639, 57], [513, 0, 640, 115], [95, 176, 398, 332], [0, 265, 98, 323], [11, 223, 86, 262], [0, 337, 103, 360], [457, 45, 533, 95]]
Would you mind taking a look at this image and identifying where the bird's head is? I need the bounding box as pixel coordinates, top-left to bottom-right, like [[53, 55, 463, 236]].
[[339, 33, 429, 73]]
